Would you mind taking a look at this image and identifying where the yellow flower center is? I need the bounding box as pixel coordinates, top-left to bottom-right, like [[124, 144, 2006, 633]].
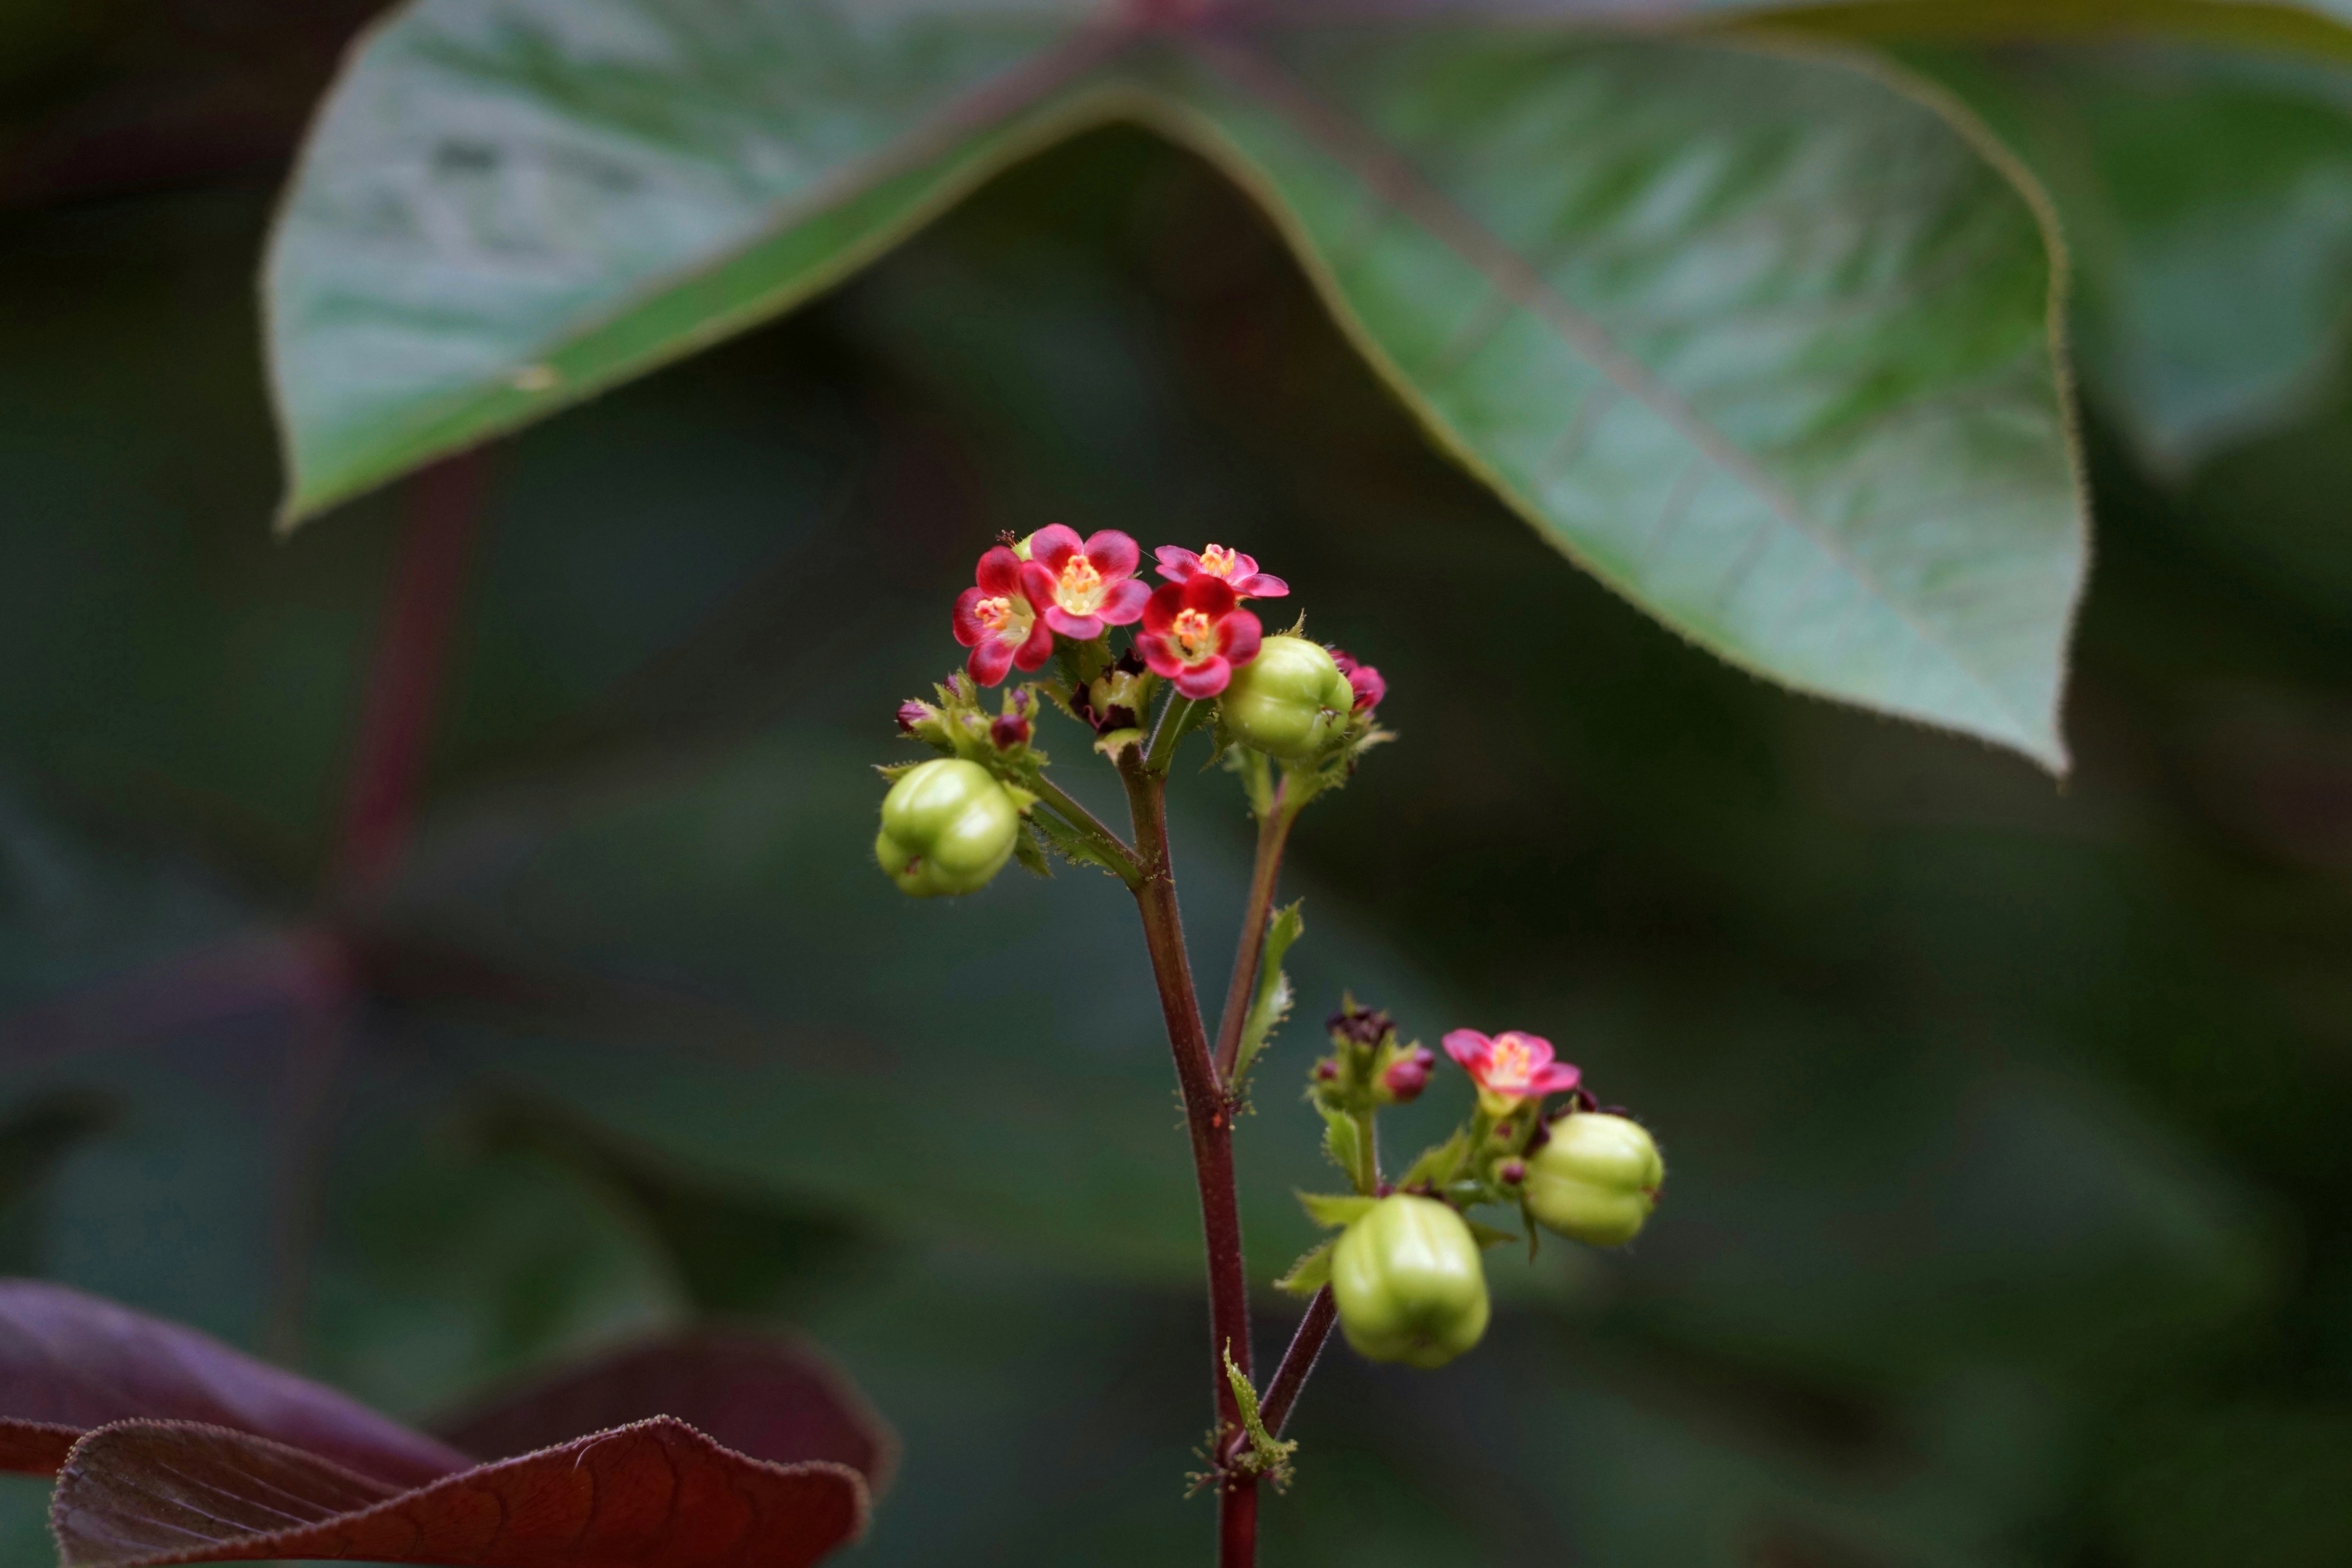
[[1055, 553, 1105, 613], [1199, 544, 1239, 578], [1171, 608, 1215, 662], [1485, 1034, 1534, 1090], [976, 595, 1018, 634]]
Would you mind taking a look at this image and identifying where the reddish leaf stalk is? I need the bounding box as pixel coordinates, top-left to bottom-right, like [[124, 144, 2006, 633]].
[[1259, 1287, 1336, 1438], [1211, 787, 1299, 1084], [1118, 758, 1257, 1568]]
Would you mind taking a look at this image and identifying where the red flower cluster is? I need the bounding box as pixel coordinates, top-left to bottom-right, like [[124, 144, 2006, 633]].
[[950, 531, 1368, 703], [1442, 1029, 1579, 1106]]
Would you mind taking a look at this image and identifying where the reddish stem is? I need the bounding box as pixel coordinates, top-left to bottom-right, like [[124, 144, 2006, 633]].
[[334, 454, 489, 891], [1120, 759, 1257, 1568], [1259, 1286, 1336, 1437], [1211, 791, 1296, 1084]]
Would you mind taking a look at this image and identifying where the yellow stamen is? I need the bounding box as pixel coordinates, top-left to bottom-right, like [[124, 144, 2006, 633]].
[[1172, 607, 1214, 661]]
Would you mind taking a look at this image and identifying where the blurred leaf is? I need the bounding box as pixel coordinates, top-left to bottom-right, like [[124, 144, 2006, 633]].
[[264, 0, 1129, 520], [0, 1278, 468, 1482], [1899, 41, 2352, 469], [53, 1416, 865, 1568], [437, 1330, 896, 1492]]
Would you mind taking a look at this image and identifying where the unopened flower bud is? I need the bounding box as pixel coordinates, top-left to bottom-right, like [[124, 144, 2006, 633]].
[[1497, 1158, 1527, 1187], [895, 699, 949, 746], [990, 711, 1032, 750], [1524, 1112, 1663, 1248], [1331, 1195, 1490, 1368], [1326, 1003, 1392, 1048], [1219, 635, 1354, 760], [1379, 1050, 1432, 1103], [1314, 1059, 1341, 1082], [1329, 648, 1386, 714], [875, 758, 1020, 898]]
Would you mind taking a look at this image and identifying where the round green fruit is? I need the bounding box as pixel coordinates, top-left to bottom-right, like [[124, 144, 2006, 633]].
[[1524, 1112, 1662, 1247], [1218, 636, 1354, 761], [1330, 1194, 1490, 1368], [875, 759, 1020, 897]]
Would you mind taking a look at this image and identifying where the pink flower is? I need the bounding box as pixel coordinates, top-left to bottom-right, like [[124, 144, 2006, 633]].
[[1138, 576, 1262, 699], [1442, 1029, 1579, 1107], [1019, 526, 1150, 640], [1331, 648, 1385, 713], [952, 545, 1053, 686], [1153, 543, 1289, 600]]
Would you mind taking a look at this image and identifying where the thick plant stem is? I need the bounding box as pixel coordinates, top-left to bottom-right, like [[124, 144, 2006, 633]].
[[1261, 1286, 1338, 1437], [1120, 759, 1257, 1568], [1212, 788, 1299, 1084]]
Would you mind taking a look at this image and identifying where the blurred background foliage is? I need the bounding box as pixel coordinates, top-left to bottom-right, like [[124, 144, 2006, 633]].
[[7, 4, 2352, 1566]]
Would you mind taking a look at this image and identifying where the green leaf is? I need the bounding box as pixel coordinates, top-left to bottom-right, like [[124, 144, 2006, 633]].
[[264, 0, 1132, 521], [1230, 899, 1304, 1085], [1297, 1191, 1376, 1230], [1273, 1240, 1334, 1299], [1153, 30, 2084, 767]]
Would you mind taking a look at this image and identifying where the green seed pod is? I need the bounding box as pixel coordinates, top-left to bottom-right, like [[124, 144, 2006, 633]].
[[1524, 1112, 1663, 1247], [1218, 635, 1354, 761], [1330, 1194, 1491, 1368], [875, 758, 1020, 898]]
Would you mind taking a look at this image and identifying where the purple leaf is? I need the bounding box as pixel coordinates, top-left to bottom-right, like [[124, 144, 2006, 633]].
[[52, 1416, 866, 1568], [436, 1331, 896, 1495], [0, 1280, 467, 1483]]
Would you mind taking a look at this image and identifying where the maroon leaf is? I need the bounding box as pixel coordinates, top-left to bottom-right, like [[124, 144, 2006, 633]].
[[436, 1332, 897, 1495], [53, 1416, 867, 1568], [0, 1280, 467, 1483]]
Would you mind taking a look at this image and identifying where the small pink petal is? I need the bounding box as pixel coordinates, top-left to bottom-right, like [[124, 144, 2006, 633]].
[[1154, 546, 1201, 582], [952, 589, 987, 648], [1217, 611, 1262, 666], [1028, 524, 1084, 571], [1236, 573, 1289, 599], [1175, 658, 1232, 699], [1045, 607, 1103, 640], [975, 547, 1024, 596], [1013, 618, 1056, 671], [1442, 1029, 1491, 1069], [1085, 531, 1139, 579], [969, 640, 1014, 686], [1098, 579, 1151, 625], [1142, 581, 1185, 635], [1139, 637, 1186, 680]]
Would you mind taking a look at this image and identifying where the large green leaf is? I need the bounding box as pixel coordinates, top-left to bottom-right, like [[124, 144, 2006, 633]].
[[268, 2, 2089, 766], [1146, 28, 2082, 766], [264, 0, 1132, 520]]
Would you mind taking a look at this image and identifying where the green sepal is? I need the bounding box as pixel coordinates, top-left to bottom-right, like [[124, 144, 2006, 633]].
[[1273, 1239, 1335, 1297], [1320, 1109, 1365, 1187], [874, 761, 923, 783], [1298, 1191, 1379, 1229], [1029, 803, 1127, 879], [1398, 1131, 1470, 1191], [1464, 1218, 1519, 1251], [1011, 824, 1053, 879], [1230, 900, 1304, 1088]]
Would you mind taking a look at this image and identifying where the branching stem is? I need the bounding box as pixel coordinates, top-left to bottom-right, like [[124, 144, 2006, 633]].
[[1119, 754, 1257, 1567]]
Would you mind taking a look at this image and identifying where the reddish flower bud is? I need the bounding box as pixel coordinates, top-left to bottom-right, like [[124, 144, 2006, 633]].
[[1498, 1158, 1527, 1186], [1326, 1004, 1392, 1048], [990, 711, 1032, 750], [1330, 648, 1386, 713], [1314, 1060, 1341, 1082], [1381, 1053, 1431, 1103]]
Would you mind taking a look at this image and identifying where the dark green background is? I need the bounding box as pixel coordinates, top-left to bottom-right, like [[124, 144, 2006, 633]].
[[7, 23, 2352, 1566]]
